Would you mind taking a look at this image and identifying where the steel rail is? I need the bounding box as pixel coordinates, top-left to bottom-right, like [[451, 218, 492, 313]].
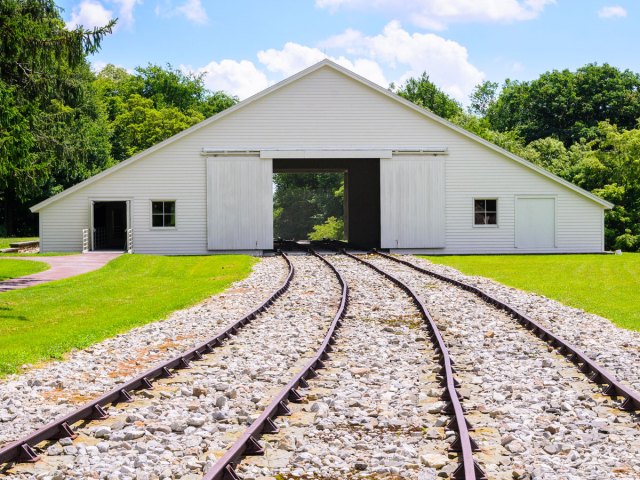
[[375, 251, 640, 412], [343, 251, 485, 480], [202, 249, 348, 480], [0, 253, 295, 466]]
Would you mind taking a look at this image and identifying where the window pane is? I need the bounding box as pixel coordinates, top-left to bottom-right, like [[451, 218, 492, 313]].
[[474, 213, 486, 225], [152, 214, 164, 227], [486, 213, 497, 225], [164, 202, 175, 215], [486, 199, 497, 212], [164, 214, 175, 227], [152, 202, 163, 214], [474, 200, 485, 212]]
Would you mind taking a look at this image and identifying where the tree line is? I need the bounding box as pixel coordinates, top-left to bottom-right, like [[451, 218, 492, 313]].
[[0, 0, 236, 235], [3, 1, 640, 250]]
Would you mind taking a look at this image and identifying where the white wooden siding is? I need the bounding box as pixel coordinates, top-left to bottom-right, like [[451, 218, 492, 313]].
[[206, 156, 273, 250], [381, 155, 445, 248], [38, 65, 605, 254]]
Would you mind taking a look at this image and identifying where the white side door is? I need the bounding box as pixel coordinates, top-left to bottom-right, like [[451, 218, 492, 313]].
[[515, 197, 556, 249]]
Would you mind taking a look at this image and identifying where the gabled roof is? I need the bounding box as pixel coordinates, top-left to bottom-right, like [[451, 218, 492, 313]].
[[31, 59, 613, 212]]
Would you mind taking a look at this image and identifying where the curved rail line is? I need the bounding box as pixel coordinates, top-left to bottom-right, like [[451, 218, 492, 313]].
[[343, 251, 485, 480], [0, 252, 295, 467], [202, 248, 348, 480], [375, 251, 640, 413]]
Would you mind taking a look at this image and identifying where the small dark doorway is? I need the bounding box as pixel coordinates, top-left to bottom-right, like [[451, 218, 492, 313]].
[[93, 201, 127, 250]]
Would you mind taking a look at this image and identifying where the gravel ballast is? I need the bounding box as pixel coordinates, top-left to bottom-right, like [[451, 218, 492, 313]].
[[239, 253, 458, 479], [406, 256, 640, 393], [0, 257, 287, 448], [7, 255, 342, 479], [367, 254, 640, 480], [2, 253, 638, 480]]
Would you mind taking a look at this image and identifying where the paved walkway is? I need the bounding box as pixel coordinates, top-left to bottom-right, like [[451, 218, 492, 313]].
[[0, 252, 121, 292]]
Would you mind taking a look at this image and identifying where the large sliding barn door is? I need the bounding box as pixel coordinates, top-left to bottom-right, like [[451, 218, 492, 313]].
[[380, 155, 445, 249], [207, 156, 273, 250]]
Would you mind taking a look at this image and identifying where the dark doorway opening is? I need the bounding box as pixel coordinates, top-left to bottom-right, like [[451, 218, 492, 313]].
[[273, 158, 381, 249], [93, 201, 127, 251]]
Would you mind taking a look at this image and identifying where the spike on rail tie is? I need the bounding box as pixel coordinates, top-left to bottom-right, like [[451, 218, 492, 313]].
[[245, 437, 265, 456], [118, 389, 133, 403], [277, 401, 292, 416], [17, 443, 39, 463], [222, 464, 241, 480], [141, 377, 153, 390], [262, 417, 279, 434], [54, 422, 78, 440], [160, 366, 174, 378], [288, 388, 304, 403], [92, 404, 109, 420]]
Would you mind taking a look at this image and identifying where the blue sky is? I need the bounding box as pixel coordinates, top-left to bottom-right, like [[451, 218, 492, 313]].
[[59, 0, 638, 103]]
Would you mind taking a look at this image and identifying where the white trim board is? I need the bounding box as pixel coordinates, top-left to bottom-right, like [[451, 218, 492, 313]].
[[31, 59, 613, 212]]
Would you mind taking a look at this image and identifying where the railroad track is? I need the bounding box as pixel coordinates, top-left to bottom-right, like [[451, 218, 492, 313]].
[[372, 250, 640, 413], [0, 252, 345, 479], [2, 248, 637, 479], [212, 248, 484, 479]]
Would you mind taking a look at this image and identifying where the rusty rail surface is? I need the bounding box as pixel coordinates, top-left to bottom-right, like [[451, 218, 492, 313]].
[[202, 248, 348, 480], [376, 251, 640, 412], [344, 251, 485, 480], [0, 253, 295, 466]]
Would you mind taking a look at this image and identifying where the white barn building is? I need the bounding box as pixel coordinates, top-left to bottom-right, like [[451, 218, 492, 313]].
[[31, 60, 612, 255]]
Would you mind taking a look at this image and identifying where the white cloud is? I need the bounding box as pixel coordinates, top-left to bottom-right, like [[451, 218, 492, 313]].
[[321, 21, 484, 102], [258, 43, 326, 76], [176, 0, 207, 23], [66, 0, 113, 29], [316, 0, 554, 30], [155, 0, 208, 24], [112, 0, 141, 27], [598, 5, 627, 18], [190, 60, 270, 99], [257, 42, 388, 87]]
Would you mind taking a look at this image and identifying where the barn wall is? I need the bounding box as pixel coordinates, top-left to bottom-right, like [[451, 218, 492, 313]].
[[38, 65, 605, 254]]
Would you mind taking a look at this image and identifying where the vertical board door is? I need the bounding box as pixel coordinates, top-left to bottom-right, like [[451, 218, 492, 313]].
[[207, 156, 273, 250], [380, 155, 445, 248], [515, 197, 556, 249]]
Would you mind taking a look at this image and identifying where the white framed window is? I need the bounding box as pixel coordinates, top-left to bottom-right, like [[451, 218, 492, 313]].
[[151, 201, 176, 228], [473, 198, 498, 226]]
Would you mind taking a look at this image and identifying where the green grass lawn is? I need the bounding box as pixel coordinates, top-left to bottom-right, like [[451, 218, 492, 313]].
[[0, 237, 38, 249], [421, 254, 640, 332], [0, 254, 257, 375], [0, 259, 49, 281]]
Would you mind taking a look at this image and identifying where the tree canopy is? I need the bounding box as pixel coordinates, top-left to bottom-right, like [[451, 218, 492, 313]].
[[486, 64, 640, 145]]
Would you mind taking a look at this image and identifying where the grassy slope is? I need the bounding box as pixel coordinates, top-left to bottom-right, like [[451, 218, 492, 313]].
[[0, 259, 49, 281], [421, 254, 640, 331], [0, 254, 256, 374], [0, 237, 38, 248]]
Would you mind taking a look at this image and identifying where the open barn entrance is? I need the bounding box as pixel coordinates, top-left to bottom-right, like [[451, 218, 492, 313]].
[[273, 158, 381, 249], [92, 201, 127, 251]]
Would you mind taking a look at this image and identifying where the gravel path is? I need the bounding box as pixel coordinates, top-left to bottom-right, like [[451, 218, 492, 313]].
[[366, 254, 640, 480], [405, 255, 640, 393], [239, 253, 460, 480], [6, 255, 342, 479], [0, 256, 287, 448]]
